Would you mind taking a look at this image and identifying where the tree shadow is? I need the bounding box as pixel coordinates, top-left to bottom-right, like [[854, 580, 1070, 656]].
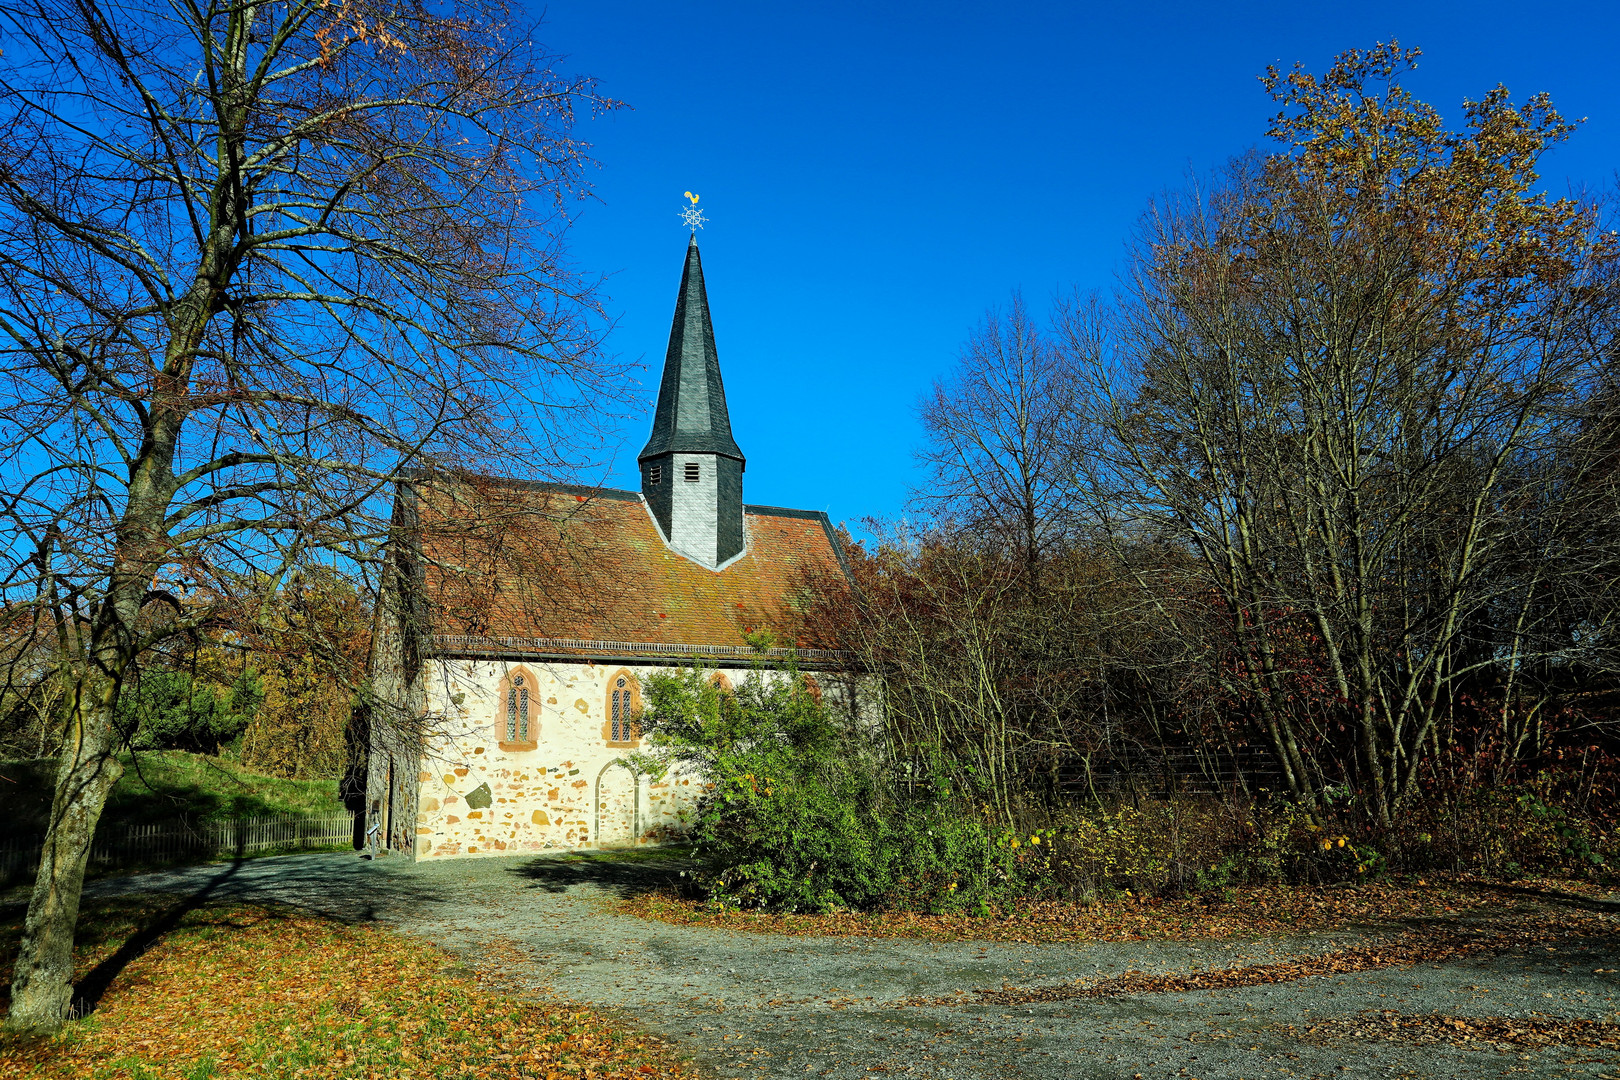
[[2, 849, 456, 1018], [1462, 881, 1620, 914], [505, 851, 697, 898], [70, 856, 247, 1015]]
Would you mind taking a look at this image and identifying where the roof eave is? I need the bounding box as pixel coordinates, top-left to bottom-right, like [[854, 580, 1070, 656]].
[[425, 633, 857, 671]]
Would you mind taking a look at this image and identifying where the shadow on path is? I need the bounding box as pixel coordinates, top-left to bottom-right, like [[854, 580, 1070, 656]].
[[71, 858, 247, 1016], [505, 852, 696, 898], [80, 851, 457, 923], [1462, 880, 1620, 913], [57, 851, 465, 1015]]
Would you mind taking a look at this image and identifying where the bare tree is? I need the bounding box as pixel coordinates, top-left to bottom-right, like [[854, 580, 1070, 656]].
[[914, 295, 1081, 590], [1064, 43, 1619, 825], [0, 0, 616, 1027]]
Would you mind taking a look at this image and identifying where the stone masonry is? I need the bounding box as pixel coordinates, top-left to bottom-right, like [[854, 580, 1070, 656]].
[[411, 659, 754, 859]]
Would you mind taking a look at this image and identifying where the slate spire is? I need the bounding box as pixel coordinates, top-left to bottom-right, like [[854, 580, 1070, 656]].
[[639, 236, 747, 568], [637, 235, 745, 464]]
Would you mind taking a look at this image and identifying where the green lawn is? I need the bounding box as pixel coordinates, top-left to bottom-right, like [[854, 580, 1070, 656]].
[[0, 751, 345, 829]]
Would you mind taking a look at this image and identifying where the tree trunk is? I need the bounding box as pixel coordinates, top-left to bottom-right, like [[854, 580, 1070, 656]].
[[6, 675, 124, 1027]]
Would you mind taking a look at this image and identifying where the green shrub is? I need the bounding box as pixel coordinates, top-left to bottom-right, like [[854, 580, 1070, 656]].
[[121, 669, 262, 755], [638, 666, 1026, 912]]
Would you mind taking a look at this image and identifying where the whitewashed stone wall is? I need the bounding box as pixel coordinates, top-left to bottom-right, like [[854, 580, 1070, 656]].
[[409, 657, 872, 861], [411, 658, 733, 860]]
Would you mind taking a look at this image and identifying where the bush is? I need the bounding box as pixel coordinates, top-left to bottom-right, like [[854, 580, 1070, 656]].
[[638, 665, 1413, 910], [640, 664, 1615, 909], [1019, 797, 1382, 899], [1383, 781, 1613, 881], [1031, 781, 1615, 896], [639, 666, 1025, 912], [121, 668, 262, 755]]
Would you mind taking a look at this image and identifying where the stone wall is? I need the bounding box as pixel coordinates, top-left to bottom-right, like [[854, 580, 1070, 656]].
[[410, 658, 730, 859], [409, 658, 874, 861]]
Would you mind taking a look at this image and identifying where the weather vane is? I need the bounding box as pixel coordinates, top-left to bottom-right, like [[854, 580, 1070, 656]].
[[680, 191, 707, 232]]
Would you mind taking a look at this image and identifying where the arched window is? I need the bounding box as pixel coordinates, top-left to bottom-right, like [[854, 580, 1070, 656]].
[[711, 672, 733, 693], [603, 669, 641, 748], [496, 666, 539, 752]]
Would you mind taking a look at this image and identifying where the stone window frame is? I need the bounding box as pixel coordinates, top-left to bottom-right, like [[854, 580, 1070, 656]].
[[603, 668, 642, 748], [496, 665, 540, 752], [711, 671, 733, 693]]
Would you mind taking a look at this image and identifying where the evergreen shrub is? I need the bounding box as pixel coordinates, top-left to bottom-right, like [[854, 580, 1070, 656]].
[[121, 669, 262, 755]]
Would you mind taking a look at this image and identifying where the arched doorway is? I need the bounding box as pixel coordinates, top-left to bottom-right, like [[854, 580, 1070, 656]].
[[594, 760, 639, 847]]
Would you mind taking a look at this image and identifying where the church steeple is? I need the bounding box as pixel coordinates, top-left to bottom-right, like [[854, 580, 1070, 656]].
[[639, 236, 746, 568], [638, 236, 745, 464]]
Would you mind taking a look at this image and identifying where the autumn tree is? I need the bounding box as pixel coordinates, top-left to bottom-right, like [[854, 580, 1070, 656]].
[[914, 295, 1082, 590], [793, 522, 1187, 823], [1065, 43, 1619, 824], [237, 569, 371, 780], [0, 0, 616, 1028]]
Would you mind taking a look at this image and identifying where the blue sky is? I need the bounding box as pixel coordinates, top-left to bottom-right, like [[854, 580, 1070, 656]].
[[540, 1, 1619, 532]]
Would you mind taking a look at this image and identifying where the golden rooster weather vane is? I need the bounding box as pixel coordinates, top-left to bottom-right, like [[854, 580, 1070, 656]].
[[680, 191, 707, 232]]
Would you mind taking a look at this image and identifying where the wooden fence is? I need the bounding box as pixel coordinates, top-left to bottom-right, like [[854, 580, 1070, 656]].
[[1055, 746, 1284, 798], [0, 812, 360, 887]]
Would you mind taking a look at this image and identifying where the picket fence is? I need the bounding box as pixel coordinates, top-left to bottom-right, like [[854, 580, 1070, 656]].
[[0, 812, 360, 887]]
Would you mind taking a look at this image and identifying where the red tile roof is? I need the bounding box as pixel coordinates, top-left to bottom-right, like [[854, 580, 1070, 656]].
[[407, 477, 849, 657]]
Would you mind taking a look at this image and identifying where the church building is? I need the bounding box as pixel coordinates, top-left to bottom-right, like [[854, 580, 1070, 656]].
[[363, 236, 854, 860]]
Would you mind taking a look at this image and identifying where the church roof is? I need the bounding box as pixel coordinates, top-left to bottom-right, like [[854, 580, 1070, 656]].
[[637, 237, 745, 464], [405, 477, 849, 664]]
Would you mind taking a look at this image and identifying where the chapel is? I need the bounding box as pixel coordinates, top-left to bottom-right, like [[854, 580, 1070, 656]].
[[362, 235, 854, 860]]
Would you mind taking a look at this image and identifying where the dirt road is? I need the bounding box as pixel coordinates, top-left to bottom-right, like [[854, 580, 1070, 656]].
[[88, 851, 1620, 1079]]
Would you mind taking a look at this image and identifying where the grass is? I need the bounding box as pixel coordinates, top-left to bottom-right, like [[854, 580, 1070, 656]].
[[0, 752, 345, 830], [0, 895, 694, 1079]]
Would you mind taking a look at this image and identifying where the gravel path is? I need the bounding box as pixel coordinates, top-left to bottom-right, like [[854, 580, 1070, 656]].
[[84, 851, 1620, 1080]]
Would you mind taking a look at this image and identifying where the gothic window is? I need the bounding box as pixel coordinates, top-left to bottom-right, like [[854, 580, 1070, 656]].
[[683, 462, 700, 482], [604, 669, 641, 748], [496, 666, 539, 752]]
